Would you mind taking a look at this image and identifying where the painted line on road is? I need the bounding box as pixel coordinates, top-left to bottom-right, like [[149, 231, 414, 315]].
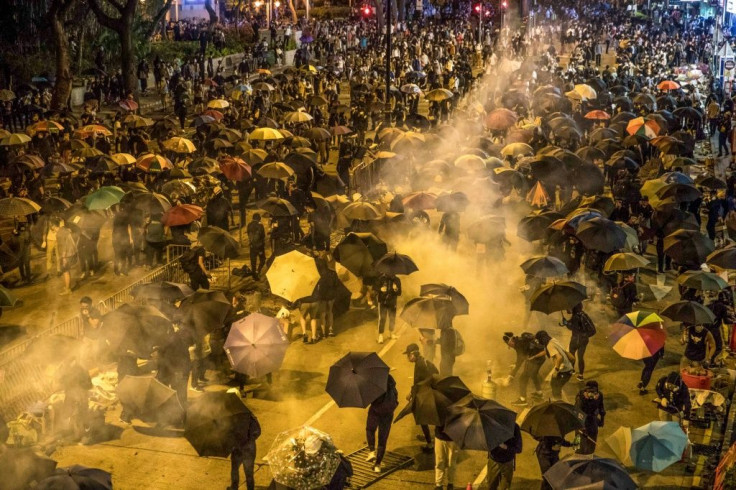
[[303, 324, 407, 427]]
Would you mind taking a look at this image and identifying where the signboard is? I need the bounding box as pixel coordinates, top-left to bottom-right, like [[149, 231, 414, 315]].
[[727, 60, 735, 70], [728, 0, 736, 14]]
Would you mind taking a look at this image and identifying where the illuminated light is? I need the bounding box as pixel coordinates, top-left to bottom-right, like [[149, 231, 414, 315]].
[[501, 0, 507, 7], [254, 0, 262, 6], [474, 3, 481, 11], [363, 5, 371, 14], [275, 1, 280, 5]]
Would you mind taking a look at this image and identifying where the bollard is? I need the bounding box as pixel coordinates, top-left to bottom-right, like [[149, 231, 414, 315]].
[[481, 360, 496, 399]]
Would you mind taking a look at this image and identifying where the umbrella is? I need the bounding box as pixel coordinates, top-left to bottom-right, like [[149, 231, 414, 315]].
[[395, 375, 471, 425], [660, 300, 715, 324], [225, 313, 289, 377], [466, 215, 507, 243], [185, 391, 255, 457], [121, 191, 171, 215], [162, 204, 204, 226], [695, 175, 726, 190], [501, 142, 534, 158], [609, 311, 667, 360], [544, 455, 635, 490], [266, 250, 320, 302], [37, 465, 113, 490], [0, 447, 58, 489], [83, 186, 125, 211], [0, 197, 41, 217], [676, 270, 728, 291], [419, 284, 469, 315], [626, 117, 661, 139], [249, 127, 284, 141], [584, 110, 611, 120], [326, 351, 389, 408], [267, 426, 342, 490], [706, 245, 736, 270], [435, 192, 469, 213], [426, 88, 454, 101], [454, 154, 486, 171], [333, 232, 387, 277], [402, 192, 437, 210], [530, 281, 587, 314], [136, 153, 173, 173], [199, 226, 239, 259], [486, 108, 518, 130], [116, 375, 184, 424], [605, 426, 633, 466], [111, 152, 136, 166], [0, 133, 32, 146], [520, 400, 585, 437], [518, 211, 562, 241], [258, 197, 298, 217], [657, 183, 701, 203], [257, 162, 295, 180], [131, 281, 193, 302], [164, 136, 197, 154], [575, 218, 626, 253], [375, 252, 418, 276], [574, 84, 597, 100], [179, 289, 231, 333], [604, 252, 649, 272], [657, 80, 680, 91], [101, 304, 171, 355], [207, 99, 229, 109], [520, 256, 569, 278], [663, 230, 714, 266], [444, 395, 517, 451], [400, 296, 456, 329], [630, 421, 688, 472], [342, 201, 383, 221]]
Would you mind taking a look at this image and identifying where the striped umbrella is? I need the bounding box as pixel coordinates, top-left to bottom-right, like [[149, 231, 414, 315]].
[[626, 117, 661, 139], [610, 311, 666, 360]]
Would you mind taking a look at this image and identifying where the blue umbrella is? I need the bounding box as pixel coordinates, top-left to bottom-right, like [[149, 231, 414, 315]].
[[630, 421, 688, 472]]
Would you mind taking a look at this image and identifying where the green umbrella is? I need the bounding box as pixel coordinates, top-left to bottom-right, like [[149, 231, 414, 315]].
[[83, 186, 125, 210]]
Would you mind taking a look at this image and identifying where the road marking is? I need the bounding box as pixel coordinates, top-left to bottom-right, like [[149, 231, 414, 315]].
[[303, 324, 407, 427]]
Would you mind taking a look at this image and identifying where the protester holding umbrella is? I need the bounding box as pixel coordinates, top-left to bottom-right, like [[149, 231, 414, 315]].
[[535, 330, 574, 400], [706, 289, 735, 365], [403, 343, 438, 451], [376, 273, 401, 344], [365, 373, 398, 473], [574, 381, 605, 455], [486, 423, 523, 490], [180, 238, 210, 290], [560, 303, 596, 382], [535, 435, 573, 490], [228, 411, 261, 490], [610, 271, 638, 316]]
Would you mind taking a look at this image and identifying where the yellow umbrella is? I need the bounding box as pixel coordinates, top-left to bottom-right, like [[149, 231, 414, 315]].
[[574, 84, 597, 100], [207, 99, 230, 109], [72, 147, 103, 159], [257, 68, 272, 75], [27, 120, 64, 135], [266, 250, 320, 303], [283, 111, 313, 124], [0, 133, 32, 146], [249, 127, 284, 141], [605, 426, 632, 466], [75, 124, 112, 138], [425, 88, 454, 102], [639, 178, 667, 201], [454, 154, 486, 171], [390, 131, 425, 149], [378, 127, 404, 141], [164, 137, 197, 154], [300, 65, 318, 74], [501, 142, 533, 157], [111, 153, 136, 165]]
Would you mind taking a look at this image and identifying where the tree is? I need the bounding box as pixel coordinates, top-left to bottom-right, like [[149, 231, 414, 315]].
[[143, 0, 175, 42], [287, 0, 297, 23], [48, 0, 76, 110], [88, 0, 139, 95]]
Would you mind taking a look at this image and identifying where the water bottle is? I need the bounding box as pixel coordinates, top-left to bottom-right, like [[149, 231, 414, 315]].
[[481, 360, 496, 399]]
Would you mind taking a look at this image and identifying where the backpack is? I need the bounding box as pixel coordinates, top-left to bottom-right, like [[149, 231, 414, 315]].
[[453, 329, 466, 357], [577, 312, 597, 337], [371, 375, 398, 414], [610, 286, 629, 310], [179, 248, 200, 273]]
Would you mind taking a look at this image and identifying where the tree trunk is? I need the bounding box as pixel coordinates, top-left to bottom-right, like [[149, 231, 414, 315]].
[[374, 0, 385, 30], [397, 0, 405, 21], [50, 11, 72, 110], [120, 23, 137, 96], [287, 0, 297, 23], [205, 0, 218, 26], [145, 0, 174, 41]]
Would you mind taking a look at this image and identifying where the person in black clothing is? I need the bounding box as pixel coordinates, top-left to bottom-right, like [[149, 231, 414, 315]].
[[504, 331, 546, 406], [246, 213, 267, 279], [59, 357, 92, 441], [228, 411, 261, 490], [638, 346, 665, 395], [561, 303, 596, 382], [205, 187, 232, 230], [575, 381, 605, 455], [284, 180, 307, 241], [655, 371, 691, 423], [182, 242, 210, 290], [487, 423, 522, 490], [718, 111, 732, 157], [680, 323, 716, 369], [156, 326, 193, 411], [404, 343, 438, 451], [707, 289, 735, 365], [535, 436, 572, 490], [365, 374, 398, 473], [438, 327, 458, 377], [376, 273, 401, 344], [13, 218, 32, 283], [611, 271, 638, 316], [306, 202, 333, 251]]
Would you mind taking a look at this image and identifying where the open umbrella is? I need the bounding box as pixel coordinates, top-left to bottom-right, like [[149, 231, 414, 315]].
[[676, 270, 728, 291], [663, 230, 714, 266], [185, 391, 255, 457], [706, 245, 736, 270], [121, 191, 171, 215], [341, 201, 383, 221], [419, 284, 469, 315], [661, 300, 715, 324], [605, 426, 633, 466], [375, 252, 418, 276], [485, 108, 518, 130], [199, 226, 239, 259], [444, 395, 517, 451], [630, 421, 688, 472], [521, 256, 569, 278], [400, 295, 456, 329], [544, 455, 635, 490], [83, 186, 125, 211], [609, 311, 667, 360], [258, 162, 294, 180], [604, 252, 649, 272], [326, 351, 389, 408], [395, 375, 471, 425], [116, 375, 184, 424], [0, 447, 57, 490], [179, 289, 231, 333], [402, 191, 437, 210], [258, 196, 298, 217], [575, 218, 626, 253], [0, 197, 41, 217], [131, 281, 193, 302], [518, 211, 562, 241], [225, 313, 289, 378], [101, 304, 171, 355], [520, 400, 585, 438], [435, 192, 469, 213], [530, 281, 587, 314], [37, 465, 113, 490], [162, 204, 204, 226], [267, 426, 342, 490], [266, 250, 320, 302], [333, 232, 387, 277]]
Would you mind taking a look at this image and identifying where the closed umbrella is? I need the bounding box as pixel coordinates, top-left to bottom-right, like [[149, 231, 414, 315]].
[[400, 295, 456, 329], [266, 250, 320, 302], [630, 421, 688, 472], [520, 400, 585, 438], [544, 455, 635, 490], [444, 395, 517, 451], [185, 391, 255, 457], [520, 256, 569, 278], [267, 426, 342, 490], [375, 251, 418, 276], [419, 284, 469, 315], [36, 465, 113, 490], [225, 313, 289, 377], [609, 311, 666, 360], [116, 375, 184, 424], [333, 232, 387, 277], [661, 300, 715, 325], [530, 281, 587, 314], [326, 351, 389, 408]]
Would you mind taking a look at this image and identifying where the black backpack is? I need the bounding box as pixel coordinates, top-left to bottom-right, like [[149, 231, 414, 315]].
[[179, 248, 200, 273], [577, 312, 597, 337], [610, 286, 629, 310]]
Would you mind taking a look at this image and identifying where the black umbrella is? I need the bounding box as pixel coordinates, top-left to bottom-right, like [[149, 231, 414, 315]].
[[116, 375, 184, 424], [656, 183, 701, 203], [575, 217, 627, 253], [178, 289, 232, 333], [121, 191, 171, 215], [576, 146, 606, 163], [333, 232, 387, 277], [101, 304, 171, 355], [375, 252, 418, 276], [663, 230, 714, 266], [326, 352, 389, 408], [400, 296, 456, 329], [395, 375, 472, 426], [695, 175, 727, 190], [530, 281, 587, 314], [444, 395, 517, 451], [185, 391, 255, 457], [131, 281, 194, 302], [520, 400, 585, 438], [0, 448, 58, 490], [435, 192, 469, 212], [466, 215, 507, 243], [661, 300, 716, 324], [419, 284, 469, 315], [521, 256, 569, 278], [257, 196, 297, 217], [706, 245, 736, 270], [518, 211, 563, 241], [198, 226, 240, 259], [37, 465, 113, 490], [544, 454, 636, 490]]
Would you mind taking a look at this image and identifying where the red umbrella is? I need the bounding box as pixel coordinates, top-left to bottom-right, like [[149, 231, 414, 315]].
[[162, 204, 204, 226], [202, 109, 224, 121], [485, 108, 518, 131], [657, 80, 680, 91], [584, 110, 611, 121], [119, 99, 139, 111], [219, 156, 252, 181]]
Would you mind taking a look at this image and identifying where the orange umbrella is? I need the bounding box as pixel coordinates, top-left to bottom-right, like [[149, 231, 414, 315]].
[[136, 153, 173, 172], [584, 110, 611, 121], [657, 80, 680, 91], [219, 156, 252, 182], [527, 182, 550, 207]]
